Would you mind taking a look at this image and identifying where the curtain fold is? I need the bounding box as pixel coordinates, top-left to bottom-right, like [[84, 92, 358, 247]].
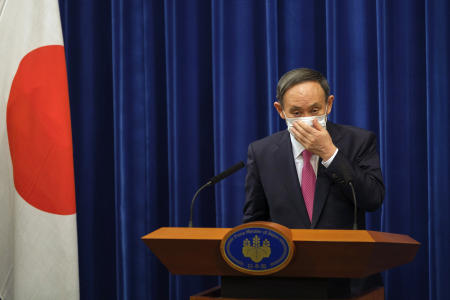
[[58, 0, 449, 299], [376, 0, 430, 298], [425, 1, 449, 300], [60, 1, 117, 299]]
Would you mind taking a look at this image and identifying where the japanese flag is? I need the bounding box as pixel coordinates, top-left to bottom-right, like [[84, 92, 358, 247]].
[[0, 0, 80, 299]]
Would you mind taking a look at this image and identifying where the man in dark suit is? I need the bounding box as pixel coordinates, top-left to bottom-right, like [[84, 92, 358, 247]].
[[243, 67, 385, 296], [243, 68, 384, 229]]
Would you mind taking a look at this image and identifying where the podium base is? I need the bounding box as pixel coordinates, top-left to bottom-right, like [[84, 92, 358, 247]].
[[191, 286, 384, 300], [191, 280, 384, 300]]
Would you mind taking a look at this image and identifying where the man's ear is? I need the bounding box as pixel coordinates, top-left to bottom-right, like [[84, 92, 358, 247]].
[[326, 95, 334, 115], [274, 101, 285, 119]]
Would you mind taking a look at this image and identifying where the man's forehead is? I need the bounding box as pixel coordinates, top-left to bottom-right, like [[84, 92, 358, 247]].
[[285, 81, 325, 98], [283, 83, 327, 107]]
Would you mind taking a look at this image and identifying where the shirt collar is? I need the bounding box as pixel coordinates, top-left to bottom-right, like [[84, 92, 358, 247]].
[[289, 130, 305, 158]]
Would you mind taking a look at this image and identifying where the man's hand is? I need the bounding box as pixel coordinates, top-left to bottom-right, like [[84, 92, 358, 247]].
[[290, 119, 337, 161]]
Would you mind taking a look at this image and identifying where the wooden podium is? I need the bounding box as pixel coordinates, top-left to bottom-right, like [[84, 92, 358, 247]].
[[142, 224, 419, 300]]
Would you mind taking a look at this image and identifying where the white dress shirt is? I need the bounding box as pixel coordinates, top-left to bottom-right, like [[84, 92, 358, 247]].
[[289, 131, 338, 186]]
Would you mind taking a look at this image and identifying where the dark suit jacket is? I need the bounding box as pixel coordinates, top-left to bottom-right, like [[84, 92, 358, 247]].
[[243, 121, 384, 229]]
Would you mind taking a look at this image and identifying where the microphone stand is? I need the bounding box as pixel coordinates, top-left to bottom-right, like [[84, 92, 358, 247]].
[[348, 181, 358, 230], [188, 181, 212, 227]]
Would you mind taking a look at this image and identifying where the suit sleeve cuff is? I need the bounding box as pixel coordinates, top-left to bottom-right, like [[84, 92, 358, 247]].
[[321, 148, 339, 168]]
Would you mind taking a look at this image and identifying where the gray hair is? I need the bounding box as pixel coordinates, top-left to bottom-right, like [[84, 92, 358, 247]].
[[276, 68, 330, 106]]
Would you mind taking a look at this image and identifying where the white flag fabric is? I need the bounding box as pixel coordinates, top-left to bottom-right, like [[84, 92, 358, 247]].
[[0, 0, 80, 299]]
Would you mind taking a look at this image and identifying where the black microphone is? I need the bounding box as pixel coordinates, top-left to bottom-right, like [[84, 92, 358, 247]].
[[209, 161, 245, 184], [188, 161, 245, 227], [341, 170, 358, 230]]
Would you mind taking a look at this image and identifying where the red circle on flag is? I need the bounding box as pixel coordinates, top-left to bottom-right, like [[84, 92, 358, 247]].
[[6, 45, 76, 215]]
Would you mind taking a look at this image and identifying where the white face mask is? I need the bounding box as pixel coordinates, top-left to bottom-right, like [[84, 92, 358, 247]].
[[283, 108, 328, 131]]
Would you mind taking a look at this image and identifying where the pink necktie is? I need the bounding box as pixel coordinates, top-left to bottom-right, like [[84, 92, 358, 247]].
[[301, 150, 316, 222]]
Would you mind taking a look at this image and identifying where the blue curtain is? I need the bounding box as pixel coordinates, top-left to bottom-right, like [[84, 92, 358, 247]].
[[59, 0, 449, 299]]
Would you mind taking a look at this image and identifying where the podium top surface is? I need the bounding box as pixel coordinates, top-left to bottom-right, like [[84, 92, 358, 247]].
[[143, 227, 417, 243]]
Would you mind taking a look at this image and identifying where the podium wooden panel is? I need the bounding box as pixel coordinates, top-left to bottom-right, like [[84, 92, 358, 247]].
[[142, 227, 419, 299], [142, 227, 419, 278]]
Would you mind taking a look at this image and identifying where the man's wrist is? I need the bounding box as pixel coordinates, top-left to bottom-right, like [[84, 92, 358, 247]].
[[322, 147, 338, 168], [321, 144, 338, 161]]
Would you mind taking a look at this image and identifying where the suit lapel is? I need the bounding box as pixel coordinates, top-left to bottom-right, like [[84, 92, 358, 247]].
[[311, 122, 343, 228], [311, 162, 330, 228], [273, 131, 311, 228]]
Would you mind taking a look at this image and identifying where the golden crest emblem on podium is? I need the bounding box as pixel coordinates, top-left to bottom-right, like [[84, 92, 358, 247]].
[[242, 235, 271, 263], [220, 221, 294, 275]]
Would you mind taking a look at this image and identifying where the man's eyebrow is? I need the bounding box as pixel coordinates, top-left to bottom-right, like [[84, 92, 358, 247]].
[[289, 103, 322, 111], [309, 102, 322, 107]]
